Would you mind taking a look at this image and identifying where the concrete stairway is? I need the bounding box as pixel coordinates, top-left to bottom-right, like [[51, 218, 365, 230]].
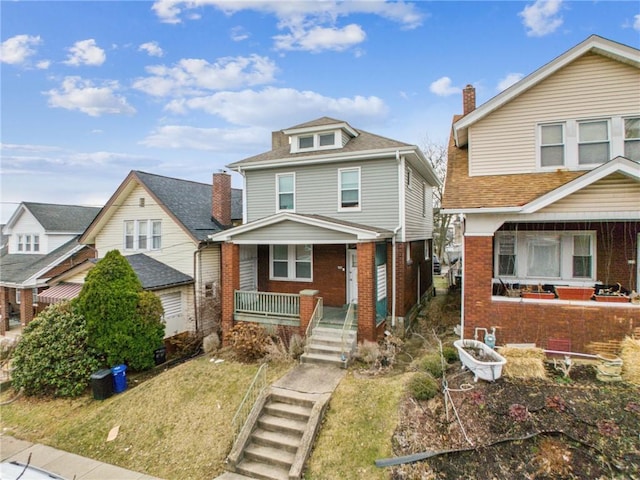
[[300, 325, 357, 368], [222, 387, 331, 480]]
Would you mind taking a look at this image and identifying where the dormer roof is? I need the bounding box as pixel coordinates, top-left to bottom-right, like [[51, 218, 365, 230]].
[[282, 116, 359, 138]]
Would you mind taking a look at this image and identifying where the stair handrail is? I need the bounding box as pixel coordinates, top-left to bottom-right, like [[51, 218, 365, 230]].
[[231, 363, 268, 438], [340, 302, 356, 361], [304, 297, 324, 340]]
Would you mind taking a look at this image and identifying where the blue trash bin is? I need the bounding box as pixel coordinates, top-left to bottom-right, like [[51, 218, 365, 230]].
[[111, 364, 127, 393]]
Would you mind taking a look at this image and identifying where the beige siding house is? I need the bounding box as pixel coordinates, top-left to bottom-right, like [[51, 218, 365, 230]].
[[442, 35, 640, 354]]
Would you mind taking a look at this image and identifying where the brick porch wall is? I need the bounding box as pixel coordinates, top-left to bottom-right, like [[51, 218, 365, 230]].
[[221, 242, 240, 341], [463, 235, 640, 353], [357, 242, 377, 342]]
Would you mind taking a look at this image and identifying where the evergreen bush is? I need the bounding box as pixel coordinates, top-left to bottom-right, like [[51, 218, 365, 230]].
[[409, 372, 440, 401]]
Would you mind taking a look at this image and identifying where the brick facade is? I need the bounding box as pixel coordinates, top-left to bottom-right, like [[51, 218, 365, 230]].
[[464, 232, 640, 353], [221, 242, 240, 340]]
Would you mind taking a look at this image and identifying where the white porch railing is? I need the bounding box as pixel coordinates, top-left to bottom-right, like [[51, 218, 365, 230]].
[[341, 302, 357, 359], [234, 291, 300, 318]]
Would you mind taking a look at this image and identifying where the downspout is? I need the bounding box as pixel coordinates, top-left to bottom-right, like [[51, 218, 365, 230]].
[[193, 245, 204, 333], [459, 215, 465, 340], [391, 150, 403, 328]]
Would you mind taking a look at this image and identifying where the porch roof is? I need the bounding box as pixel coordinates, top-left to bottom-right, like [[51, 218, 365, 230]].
[[208, 212, 394, 244]]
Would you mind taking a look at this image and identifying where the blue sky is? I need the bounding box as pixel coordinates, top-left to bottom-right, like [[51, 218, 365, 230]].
[[1, 0, 639, 223]]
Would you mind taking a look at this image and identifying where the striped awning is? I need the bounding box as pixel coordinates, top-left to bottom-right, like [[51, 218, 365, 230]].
[[39, 283, 83, 304]]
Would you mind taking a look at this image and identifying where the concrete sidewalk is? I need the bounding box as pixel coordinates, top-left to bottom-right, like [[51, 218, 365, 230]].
[[0, 435, 162, 480]]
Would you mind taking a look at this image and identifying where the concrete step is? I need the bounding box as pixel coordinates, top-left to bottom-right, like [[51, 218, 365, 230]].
[[251, 428, 300, 453], [235, 460, 289, 480], [214, 472, 257, 480], [313, 326, 357, 337], [264, 401, 312, 421], [244, 443, 295, 469], [300, 352, 348, 368], [258, 414, 307, 435], [306, 343, 343, 356], [269, 389, 316, 408]]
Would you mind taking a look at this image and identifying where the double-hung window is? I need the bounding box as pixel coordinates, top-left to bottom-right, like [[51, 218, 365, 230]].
[[526, 235, 560, 278], [572, 234, 592, 278], [497, 234, 516, 276], [339, 167, 360, 210], [624, 117, 640, 161], [124, 220, 161, 251], [270, 244, 312, 281], [276, 173, 295, 211], [540, 124, 565, 167], [578, 120, 609, 165], [15, 234, 39, 253]]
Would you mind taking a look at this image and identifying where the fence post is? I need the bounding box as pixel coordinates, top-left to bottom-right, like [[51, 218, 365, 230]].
[[299, 289, 320, 337]]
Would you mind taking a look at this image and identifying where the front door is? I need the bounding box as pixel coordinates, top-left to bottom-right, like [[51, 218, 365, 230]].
[[347, 248, 358, 304]]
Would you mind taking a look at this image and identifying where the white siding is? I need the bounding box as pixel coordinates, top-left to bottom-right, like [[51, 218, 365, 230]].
[[233, 220, 358, 243], [404, 164, 433, 241], [7, 210, 46, 254], [245, 157, 400, 230], [159, 285, 194, 337], [198, 245, 221, 287], [541, 174, 640, 213], [469, 53, 640, 176], [94, 184, 197, 276]]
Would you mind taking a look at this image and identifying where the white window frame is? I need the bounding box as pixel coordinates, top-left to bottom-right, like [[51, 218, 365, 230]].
[[291, 130, 340, 153], [624, 116, 640, 161], [338, 167, 361, 212], [406, 167, 413, 190], [15, 234, 39, 253], [578, 119, 610, 166], [494, 230, 596, 284], [276, 172, 296, 212], [124, 219, 162, 251], [16, 290, 21, 304], [539, 123, 565, 168], [32, 288, 38, 305], [269, 244, 313, 281]]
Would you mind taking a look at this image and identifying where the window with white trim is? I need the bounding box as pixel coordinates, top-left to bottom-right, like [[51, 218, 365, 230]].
[[124, 220, 161, 251], [299, 135, 313, 149], [540, 124, 564, 167], [495, 231, 595, 282], [16, 290, 21, 304], [291, 130, 339, 152], [32, 288, 38, 305], [578, 120, 609, 165], [15, 234, 40, 253], [624, 117, 640, 161], [339, 167, 360, 210], [276, 173, 295, 211], [270, 244, 312, 281]]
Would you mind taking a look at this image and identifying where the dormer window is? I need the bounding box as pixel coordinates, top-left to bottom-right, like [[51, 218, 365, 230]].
[[319, 133, 335, 146], [291, 130, 339, 153], [299, 136, 314, 149]]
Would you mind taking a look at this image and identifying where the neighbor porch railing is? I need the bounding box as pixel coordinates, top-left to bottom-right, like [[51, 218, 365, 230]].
[[340, 302, 357, 360], [234, 291, 300, 318], [231, 363, 268, 438]]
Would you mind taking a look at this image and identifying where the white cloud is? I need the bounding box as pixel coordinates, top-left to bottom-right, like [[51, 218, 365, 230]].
[[163, 86, 388, 128], [274, 24, 366, 52], [429, 77, 460, 97], [519, 0, 563, 37], [141, 125, 267, 150], [45, 76, 136, 116], [64, 39, 106, 66], [36, 60, 51, 70], [230, 26, 249, 42], [634, 14, 640, 31], [139, 41, 164, 57], [497, 73, 524, 92], [132, 54, 277, 97], [0, 34, 42, 65]]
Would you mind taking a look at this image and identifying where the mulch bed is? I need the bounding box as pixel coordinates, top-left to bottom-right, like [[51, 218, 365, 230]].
[[388, 364, 640, 479]]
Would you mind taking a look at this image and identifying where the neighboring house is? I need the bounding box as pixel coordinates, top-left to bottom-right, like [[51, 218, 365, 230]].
[[0, 202, 100, 334], [210, 117, 440, 345], [78, 170, 242, 338], [442, 35, 640, 353]]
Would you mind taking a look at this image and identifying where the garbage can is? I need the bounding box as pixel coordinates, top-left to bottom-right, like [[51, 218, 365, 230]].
[[90, 369, 113, 400], [154, 346, 167, 366], [111, 364, 127, 393]]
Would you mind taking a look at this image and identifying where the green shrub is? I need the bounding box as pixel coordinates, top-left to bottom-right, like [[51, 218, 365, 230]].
[[442, 345, 459, 363], [75, 250, 165, 371], [421, 353, 444, 378], [11, 302, 101, 397], [409, 373, 440, 401]]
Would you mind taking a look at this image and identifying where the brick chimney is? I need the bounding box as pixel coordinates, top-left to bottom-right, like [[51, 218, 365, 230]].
[[212, 172, 231, 227], [463, 84, 476, 115], [272, 130, 289, 149]]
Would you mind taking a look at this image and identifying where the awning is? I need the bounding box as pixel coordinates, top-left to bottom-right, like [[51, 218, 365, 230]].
[[39, 283, 83, 304]]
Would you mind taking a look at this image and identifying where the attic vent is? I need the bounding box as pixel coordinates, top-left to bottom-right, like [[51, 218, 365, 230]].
[[139, 197, 145, 207]]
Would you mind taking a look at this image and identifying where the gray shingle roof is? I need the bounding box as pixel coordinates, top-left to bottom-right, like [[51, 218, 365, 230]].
[[23, 202, 100, 232], [133, 171, 242, 241], [228, 117, 412, 168], [124, 253, 193, 290], [0, 237, 83, 284]]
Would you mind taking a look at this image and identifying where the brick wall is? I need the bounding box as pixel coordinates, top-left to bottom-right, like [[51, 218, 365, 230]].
[[357, 242, 376, 342], [221, 242, 239, 340], [464, 234, 640, 353]]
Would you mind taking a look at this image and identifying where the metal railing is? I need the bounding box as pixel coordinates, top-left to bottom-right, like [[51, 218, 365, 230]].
[[304, 297, 324, 339], [234, 291, 300, 318], [340, 302, 357, 360], [231, 363, 268, 438]]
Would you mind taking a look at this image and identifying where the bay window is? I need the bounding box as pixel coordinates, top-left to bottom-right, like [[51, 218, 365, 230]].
[[270, 244, 312, 281]]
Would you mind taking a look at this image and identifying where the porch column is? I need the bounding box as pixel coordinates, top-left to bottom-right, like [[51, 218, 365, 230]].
[[19, 288, 34, 326], [0, 286, 8, 335], [463, 235, 494, 340], [221, 242, 240, 343], [299, 289, 320, 337], [357, 242, 376, 342]]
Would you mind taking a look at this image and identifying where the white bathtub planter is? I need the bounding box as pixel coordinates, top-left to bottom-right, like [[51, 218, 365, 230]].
[[454, 339, 507, 382]]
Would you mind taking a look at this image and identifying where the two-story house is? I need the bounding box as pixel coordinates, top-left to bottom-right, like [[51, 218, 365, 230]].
[[78, 170, 242, 338], [0, 202, 100, 334], [210, 117, 440, 352], [442, 35, 640, 353]]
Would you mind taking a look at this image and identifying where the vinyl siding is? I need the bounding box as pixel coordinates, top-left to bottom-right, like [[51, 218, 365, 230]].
[[232, 220, 358, 243], [469, 53, 640, 176], [198, 245, 221, 286], [7, 211, 46, 254], [94, 184, 197, 276], [245, 157, 400, 230], [159, 285, 194, 337], [404, 164, 433, 241], [540, 173, 640, 213]]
